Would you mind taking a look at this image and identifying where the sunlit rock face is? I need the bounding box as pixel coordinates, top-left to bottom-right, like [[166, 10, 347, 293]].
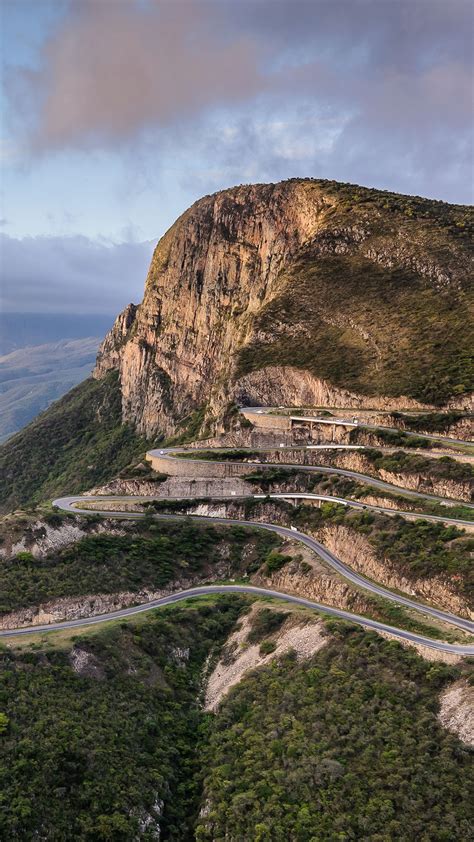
[[94, 179, 473, 437]]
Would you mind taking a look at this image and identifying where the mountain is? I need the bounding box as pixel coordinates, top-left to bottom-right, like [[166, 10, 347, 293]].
[[1, 180, 473, 839], [1, 178, 472, 511], [0, 337, 100, 443], [0, 313, 114, 356], [95, 179, 473, 438]]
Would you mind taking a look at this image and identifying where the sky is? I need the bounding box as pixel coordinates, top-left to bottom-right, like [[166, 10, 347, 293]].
[[1, 0, 473, 315]]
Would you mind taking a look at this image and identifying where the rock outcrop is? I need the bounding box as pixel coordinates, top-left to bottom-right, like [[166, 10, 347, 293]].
[[204, 604, 328, 711], [93, 179, 473, 437], [438, 680, 474, 745]]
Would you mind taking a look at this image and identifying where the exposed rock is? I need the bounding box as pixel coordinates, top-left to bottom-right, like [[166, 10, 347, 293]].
[[93, 180, 473, 438], [235, 367, 429, 413], [154, 499, 472, 618], [0, 566, 232, 631], [0, 517, 125, 560], [204, 604, 328, 711], [317, 523, 473, 619], [134, 796, 163, 840], [147, 446, 473, 502], [438, 680, 474, 744], [86, 475, 254, 498], [69, 647, 105, 680]]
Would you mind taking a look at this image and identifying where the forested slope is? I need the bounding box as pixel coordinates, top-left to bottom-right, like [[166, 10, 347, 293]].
[[197, 623, 474, 841], [0, 372, 152, 513], [1, 602, 472, 841]]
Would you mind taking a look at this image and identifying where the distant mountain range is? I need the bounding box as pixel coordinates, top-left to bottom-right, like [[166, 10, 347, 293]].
[[0, 336, 101, 442], [0, 313, 115, 442], [0, 313, 114, 355]]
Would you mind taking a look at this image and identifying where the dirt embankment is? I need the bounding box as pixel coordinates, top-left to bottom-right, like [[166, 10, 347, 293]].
[[159, 499, 473, 620], [438, 680, 474, 744], [204, 604, 328, 711]]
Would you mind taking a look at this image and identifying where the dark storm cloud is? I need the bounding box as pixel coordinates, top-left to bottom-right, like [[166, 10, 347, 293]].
[[0, 234, 154, 313]]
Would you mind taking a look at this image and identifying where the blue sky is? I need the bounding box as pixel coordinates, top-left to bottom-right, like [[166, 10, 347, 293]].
[[1, 0, 473, 314]]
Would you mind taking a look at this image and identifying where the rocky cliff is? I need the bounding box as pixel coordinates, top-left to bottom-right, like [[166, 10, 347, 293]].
[[94, 179, 473, 437]]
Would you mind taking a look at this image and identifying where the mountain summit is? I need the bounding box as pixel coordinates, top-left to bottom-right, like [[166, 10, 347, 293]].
[[94, 179, 473, 437], [1, 179, 472, 512]]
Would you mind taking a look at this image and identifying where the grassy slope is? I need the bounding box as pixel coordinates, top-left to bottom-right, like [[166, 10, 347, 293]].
[[198, 624, 474, 841], [238, 182, 473, 404], [0, 372, 153, 513]]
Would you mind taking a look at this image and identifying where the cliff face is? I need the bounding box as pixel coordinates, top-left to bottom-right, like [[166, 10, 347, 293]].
[[94, 179, 473, 437], [95, 181, 328, 435]]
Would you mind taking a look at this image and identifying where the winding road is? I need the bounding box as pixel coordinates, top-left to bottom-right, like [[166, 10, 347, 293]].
[[148, 445, 474, 512], [3, 407, 473, 653], [241, 406, 474, 448]]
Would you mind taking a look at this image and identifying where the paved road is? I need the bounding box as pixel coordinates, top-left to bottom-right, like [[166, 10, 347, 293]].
[[2, 583, 474, 654], [149, 446, 474, 509], [50, 496, 474, 636], [5, 406, 473, 652], [254, 492, 474, 527], [241, 406, 474, 448]]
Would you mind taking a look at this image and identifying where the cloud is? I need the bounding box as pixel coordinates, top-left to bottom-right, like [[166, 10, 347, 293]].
[[0, 233, 154, 313], [3, 0, 473, 202], [8, 0, 265, 150]]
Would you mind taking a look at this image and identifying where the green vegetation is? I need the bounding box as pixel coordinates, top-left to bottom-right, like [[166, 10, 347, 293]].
[[244, 466, 303, 490], [198, 625, 474, 841], [0, 597, 246, 840], [244, 465, 474, 521], [143, 493, 473, 603], [264, 550, 293, 574], [259, 639, 277, 655], [0, 373, 154, 514], [373, 520, 473, 588], [246, 607, 289, 643], [290, 502, 473, 602], [0, 521, 278, 615], [393, 410, 468, 434], [2, 599, 473, 841], [310, 178, 474, 244], [364, 449, 473, 485], [117, 462, 168, 483], [362, 595, 452, 642], [163, 406, 215, 447], [236, 189, 473, 404], [356, 426, 430, 448]]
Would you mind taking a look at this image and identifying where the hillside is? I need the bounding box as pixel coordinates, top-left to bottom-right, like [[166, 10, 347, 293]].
[[0, 337, 99, 443], [0, 372, 151, 513], [1, 178, 472, 513], [1, 602, 472, 840]]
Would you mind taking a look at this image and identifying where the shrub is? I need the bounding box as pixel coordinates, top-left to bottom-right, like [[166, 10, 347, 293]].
[[259, 640, 277, 655]]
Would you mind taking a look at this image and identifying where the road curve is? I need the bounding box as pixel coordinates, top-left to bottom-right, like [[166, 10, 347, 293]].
[[4, 407, 472, 652], [149, 447, 474, 509], [49, 495, 474, 637], [254, 492, 474, 527], [241, 406, 474, 448], [2, 584, 474, 654]]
